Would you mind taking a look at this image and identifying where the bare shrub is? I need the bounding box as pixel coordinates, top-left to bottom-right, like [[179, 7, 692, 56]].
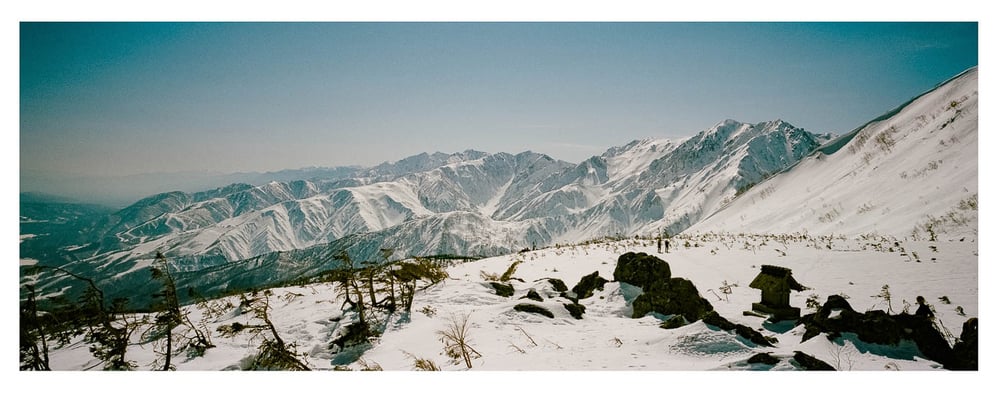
[[874, 284, 894, 313], [403, 351, 441, 371], [500, 260, 522, 282], [828, 341, 859, 371], [806, 294, 821, 312], [874, 128, 896, 152], [480, 260, 522, 282], [357, 358, 383, 371], [239, 290, 311, 371], [437, 312, 481, 369]]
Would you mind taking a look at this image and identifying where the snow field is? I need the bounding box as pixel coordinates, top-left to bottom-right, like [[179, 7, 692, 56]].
[[44, 234, 976, 372]]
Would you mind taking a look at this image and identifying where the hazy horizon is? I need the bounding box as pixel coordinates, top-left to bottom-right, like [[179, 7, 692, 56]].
[[20, 22, 978, 204]]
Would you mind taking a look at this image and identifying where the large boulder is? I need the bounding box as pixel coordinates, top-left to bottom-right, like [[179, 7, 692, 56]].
[[894, 313, 955, 368], [632, 277, 714, 322], [612, 252, 780, 349], [614, 252, 671, 289], [569, 271, 608, 300], [799, 295, 905, 345], [951, 317, 978, 370], [798, 294, 959, 369]]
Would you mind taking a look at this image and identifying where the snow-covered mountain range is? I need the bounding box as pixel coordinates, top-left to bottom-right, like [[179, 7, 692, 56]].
[[690, 67, 978, 238], [85, 119, 825, 263], [22, 67, 978, 308]]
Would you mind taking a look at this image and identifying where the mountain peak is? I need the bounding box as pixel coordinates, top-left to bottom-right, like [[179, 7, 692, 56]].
[[757, 118, 794, 130]]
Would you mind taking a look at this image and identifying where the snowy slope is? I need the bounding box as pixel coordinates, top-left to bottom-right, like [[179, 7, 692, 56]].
[[26, 67, 981, 374], [26, 118, 827, 307], [40, 235, 977, 371], [690, 67, 978, 239]]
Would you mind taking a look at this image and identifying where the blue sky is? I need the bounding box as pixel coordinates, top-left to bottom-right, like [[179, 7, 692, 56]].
[[20, 22, 977, 182]]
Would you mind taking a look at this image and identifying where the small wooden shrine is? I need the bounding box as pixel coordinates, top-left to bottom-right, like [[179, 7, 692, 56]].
[[748, 265, 807, 321]]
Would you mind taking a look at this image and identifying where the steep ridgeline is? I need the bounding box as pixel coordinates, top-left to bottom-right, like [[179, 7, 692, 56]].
[[86, 150, 570, 262], [690, 67, 978, 239], [545, 119, 831, 240], [95, 119, 824, 260], [26, 121, 827, 305]]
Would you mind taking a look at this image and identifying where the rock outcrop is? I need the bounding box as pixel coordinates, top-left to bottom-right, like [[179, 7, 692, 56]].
[[613, 252, 671, 289], [489, 282, 514, 297], [632, 277, 714, 323], [798, 294, 972, 369], [569, 271, 608, 300], [513, 303, 554, 318]]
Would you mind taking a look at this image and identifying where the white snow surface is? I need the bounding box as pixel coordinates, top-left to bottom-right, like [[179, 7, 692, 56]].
[[44, 235, 977, 372], [691, 67, 978, 239]]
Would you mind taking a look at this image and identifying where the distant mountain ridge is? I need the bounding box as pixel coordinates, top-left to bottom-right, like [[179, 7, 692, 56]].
[[22, 117, 834, 305], [26, 67, 979, 307], [73, 119, 824, 263]]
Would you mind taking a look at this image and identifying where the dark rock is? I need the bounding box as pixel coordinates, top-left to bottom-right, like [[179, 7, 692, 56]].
[[951, 317, 978, 370], [737, 326, 778, 347], [659, 315, 687, 329], [514, 303, 554, 318], [856, 310, 904, 345], [748, 352, 780, 365], [793, 351, 836, 370], [702, 310, 737, 330], [632, 277, 714, 322], [798, 294, 959, 369], [522, 288, 543, 302], [702, 311, 775, 347], [330, 321, 372, 351], [490, 282, 514, 297], [571, 271, 608, 300], [895, 313, 955, 368], [822, 294, 854, 311], [960, 317, 978, 344], [614, 252, 671, 289], [564, 303, 586, 319], [546, 278, 568, 292]]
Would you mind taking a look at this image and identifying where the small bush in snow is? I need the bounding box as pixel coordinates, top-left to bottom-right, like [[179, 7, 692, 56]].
[[357, 358, 383, 371], [403, 351, 441, 371], [420, 305, 437, 318], [438, 312, 481, 369], [874, 284, 895, 314], [806, 294, 821, 312], [828, 341, 859, 371], [499, 260, 522, 282], [717, 280, 737, 302], [239, 290, 311, 371]]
